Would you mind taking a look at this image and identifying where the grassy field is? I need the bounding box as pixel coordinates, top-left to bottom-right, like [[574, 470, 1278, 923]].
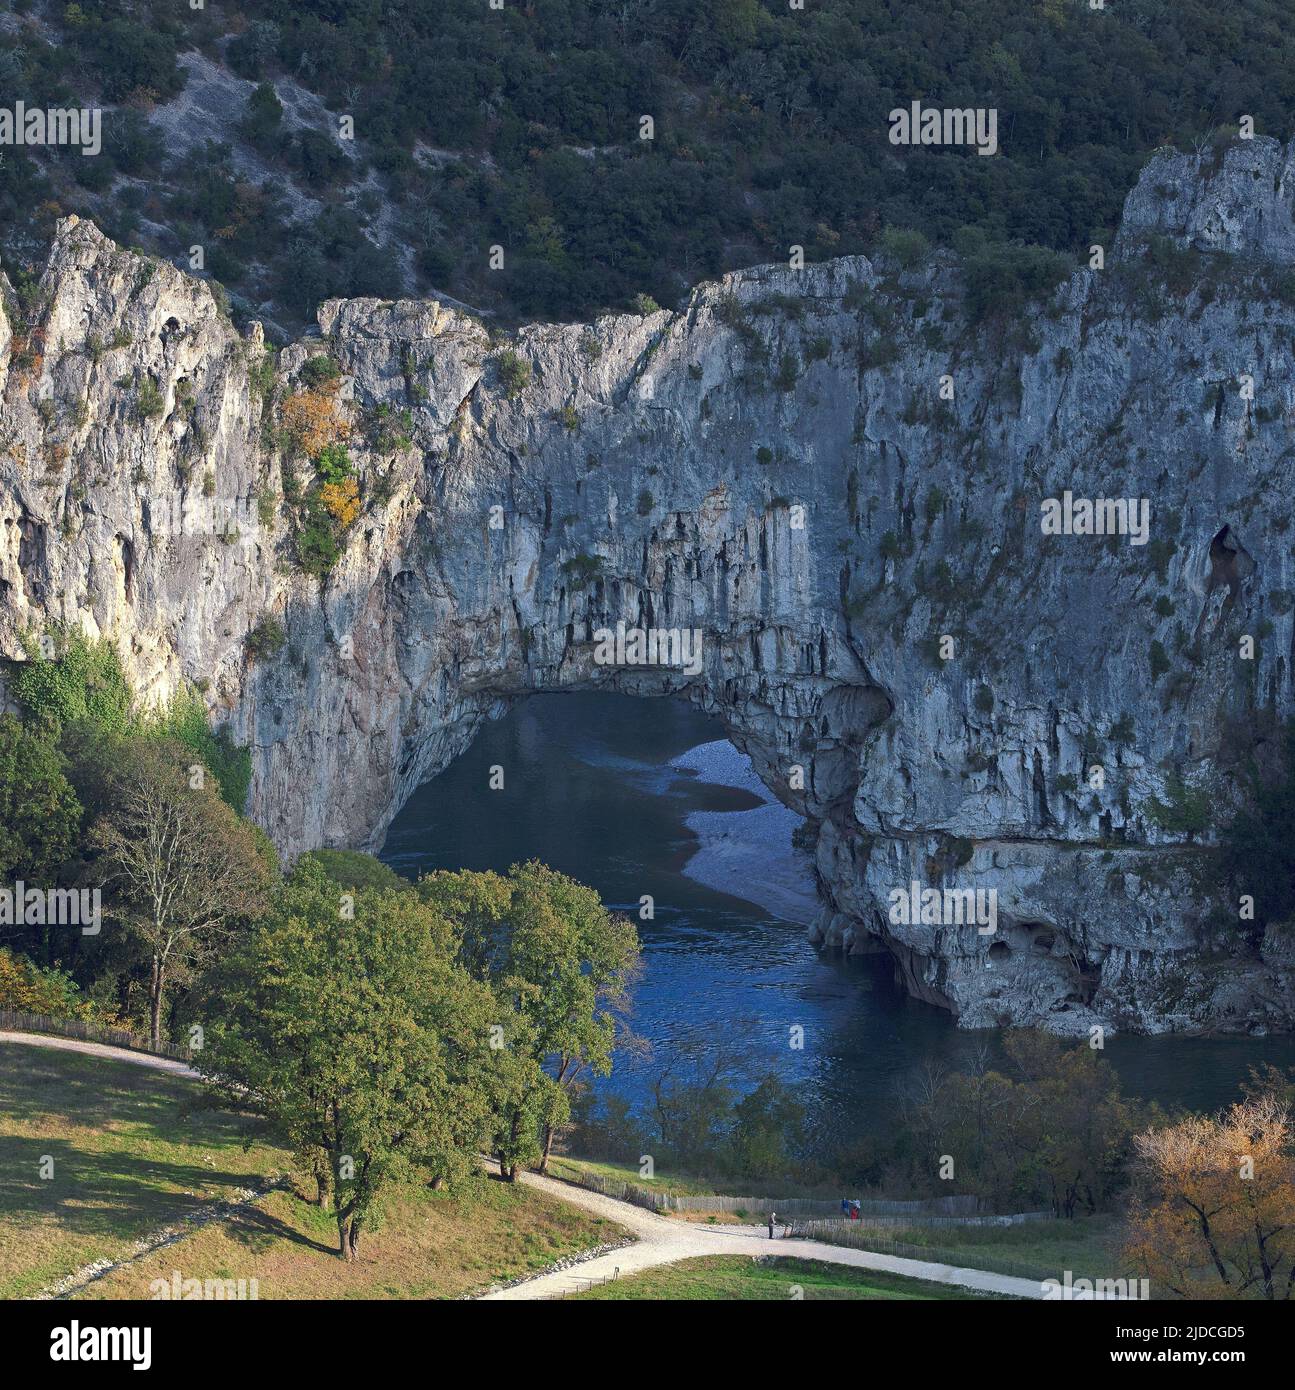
[[571, 1255, 1004, 1301], [0, 1043, 287, 1299], [548, 1156, 720, 1198], [77, 1177, 623, 1300], [868, 1218, 1125, 1284], [0, 1043, 625, 1300]]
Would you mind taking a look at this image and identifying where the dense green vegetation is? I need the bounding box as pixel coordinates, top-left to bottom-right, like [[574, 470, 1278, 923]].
[[192, 859, 639, 1257], [0, 629, 644, 1259], [1217, 719, 1295, 939], [0, 631, 650, 1271], [568, 1030, 1157, 1218], [0, 629, 264, 1029], [2, 0, 1295, 326]]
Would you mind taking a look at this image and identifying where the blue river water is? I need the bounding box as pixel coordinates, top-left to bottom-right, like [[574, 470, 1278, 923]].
[[381, 692, 1295, 1150]]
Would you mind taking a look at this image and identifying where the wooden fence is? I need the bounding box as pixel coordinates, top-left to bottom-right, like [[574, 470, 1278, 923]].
[[546, 1165, 670, 1213], [655, 1192, 982, 1218], [0, 1010, 192, 1063]]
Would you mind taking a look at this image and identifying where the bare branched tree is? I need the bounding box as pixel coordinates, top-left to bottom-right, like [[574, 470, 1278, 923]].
[[93, 740, 271, 1046]]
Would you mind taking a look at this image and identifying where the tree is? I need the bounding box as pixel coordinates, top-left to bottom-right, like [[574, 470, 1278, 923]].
[[729, 1075, 807, 1181], [1218, 719, 1295, 931], [1002, 1031, 1142, 1219], [298, 849, 409, 894], [92, 739, 271, 1046], [145, 685, 252, 813], [0, 717, 83, 967], [417, 862, 640, 1176], [197, 864, 504, 1258], [0, 715, 82, 962], [895, 1032, 1144, 1215], [242, 82, 283, 151], [960, 238, 1071, 323], [415, 867, 509, 980], [647, 1055, 737, 1173], [76, 17, 184, 102], [1124, 1096, 1295, 1299], [495, 862, 640, 1173]]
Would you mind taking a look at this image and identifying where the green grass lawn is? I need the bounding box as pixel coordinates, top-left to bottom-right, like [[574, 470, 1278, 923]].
[[548, 1155, 720, 1199], [0, 1042, 287, 1298], [867, 1217, 1125, 1284], [572, 1255, 1005, 1300], [78, 1176, 624, 1300], [0, 1043, 626, 1300]]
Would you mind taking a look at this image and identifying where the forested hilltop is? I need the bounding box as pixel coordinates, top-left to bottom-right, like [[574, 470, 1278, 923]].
[[1, 0, 1293, 330]]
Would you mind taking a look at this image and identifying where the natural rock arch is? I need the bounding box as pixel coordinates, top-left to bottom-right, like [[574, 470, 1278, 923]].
[[8, 138, 1295, 1037]]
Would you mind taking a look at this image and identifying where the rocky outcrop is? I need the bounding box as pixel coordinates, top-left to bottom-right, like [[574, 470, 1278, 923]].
[[5, 137, 1295, 1036]]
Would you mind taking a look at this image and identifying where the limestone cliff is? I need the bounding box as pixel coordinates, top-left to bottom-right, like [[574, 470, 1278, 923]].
[[4, 137, 1295, 1037]]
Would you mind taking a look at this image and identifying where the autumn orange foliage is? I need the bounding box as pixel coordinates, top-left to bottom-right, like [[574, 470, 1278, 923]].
[[1124, 1095, 1295, 1299], [320, 477, 361, 527], [279, 388, 348, 458]]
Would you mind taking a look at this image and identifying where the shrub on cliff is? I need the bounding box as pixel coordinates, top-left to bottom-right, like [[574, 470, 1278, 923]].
[[294, 501, 342, 577], [134, 378, 164, 419], [299, 354, 341, 391], [878, 227, 931, 270], [319, 477, 361, 527], [245, 616, 287, 662], [958, 233, 1072, 323], [11, 629, 133, 736], [278, 389, 348, 459], [1145, 769, 1211, 842], [494, 350, 531, 400]]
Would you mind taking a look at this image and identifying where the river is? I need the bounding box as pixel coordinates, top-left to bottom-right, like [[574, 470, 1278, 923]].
[[381, 692, 1295, 1151]]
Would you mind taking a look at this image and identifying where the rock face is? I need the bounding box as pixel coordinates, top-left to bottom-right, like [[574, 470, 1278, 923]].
[[4, 138, 1295, 1037]]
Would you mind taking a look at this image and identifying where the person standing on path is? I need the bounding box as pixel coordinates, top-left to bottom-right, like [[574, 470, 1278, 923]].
[[769, 1211, 777, 1239]]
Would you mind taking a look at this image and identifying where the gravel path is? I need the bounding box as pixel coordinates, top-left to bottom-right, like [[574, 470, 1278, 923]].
[[0, 1030, 200, 1079], [477, 1164, 1050, 1301]]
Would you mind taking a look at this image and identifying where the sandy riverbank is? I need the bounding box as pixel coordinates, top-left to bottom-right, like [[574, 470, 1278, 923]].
[[669, 740, 819, 926]]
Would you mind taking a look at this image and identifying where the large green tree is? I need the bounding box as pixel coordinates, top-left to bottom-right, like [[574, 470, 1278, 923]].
[[505, 861, 641, 1172], [0, 715, 81, 880], [198, 864, 507, 1258], [897, 1031, 1145, 1216], [418, 861, 641, 1176]]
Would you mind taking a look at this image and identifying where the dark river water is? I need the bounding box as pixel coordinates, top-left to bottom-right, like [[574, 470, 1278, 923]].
[[381, 692, 1295, 1151]]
